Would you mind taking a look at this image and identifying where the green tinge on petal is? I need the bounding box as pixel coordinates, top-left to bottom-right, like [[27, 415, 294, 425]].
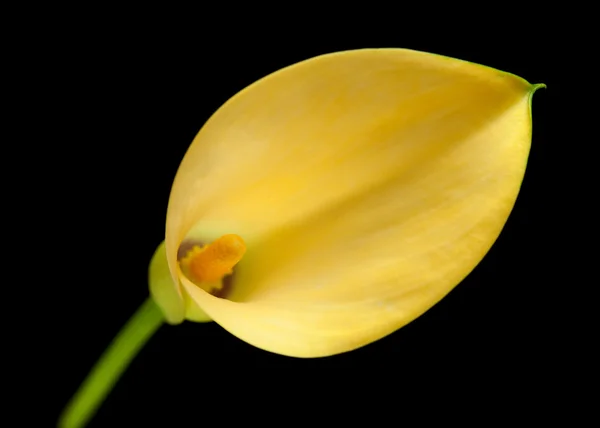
[[148, 242, 182, 323], [149, 241, 212, 323]]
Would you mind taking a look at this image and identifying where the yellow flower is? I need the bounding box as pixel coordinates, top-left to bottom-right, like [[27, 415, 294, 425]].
[[151, 48, 543, 358]]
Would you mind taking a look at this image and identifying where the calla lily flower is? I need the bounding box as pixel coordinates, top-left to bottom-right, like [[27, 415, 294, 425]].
[[61, 48, 544, 428], [152, 48, 544, 358]]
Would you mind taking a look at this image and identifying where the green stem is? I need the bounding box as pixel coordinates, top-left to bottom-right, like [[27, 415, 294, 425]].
[[58, 297, 164, 428]]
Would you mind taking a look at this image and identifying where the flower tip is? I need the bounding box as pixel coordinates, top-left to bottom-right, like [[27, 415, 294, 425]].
[[527, 83, 546, 109], [531, 83, 547, 92]]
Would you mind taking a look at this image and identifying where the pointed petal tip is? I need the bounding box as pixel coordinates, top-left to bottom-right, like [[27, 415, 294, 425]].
[[532, 83, 547, 92], [527, 83, 546, 110]]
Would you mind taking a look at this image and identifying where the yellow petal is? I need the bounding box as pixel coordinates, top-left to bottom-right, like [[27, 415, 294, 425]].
[[166, 48, 543, 357]]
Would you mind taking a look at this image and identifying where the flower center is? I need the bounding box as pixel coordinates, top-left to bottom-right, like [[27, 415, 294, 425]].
[[178, 234, 246, 295]]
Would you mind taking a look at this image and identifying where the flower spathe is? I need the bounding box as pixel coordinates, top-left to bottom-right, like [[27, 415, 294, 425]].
[[157, 48, 543, 357]]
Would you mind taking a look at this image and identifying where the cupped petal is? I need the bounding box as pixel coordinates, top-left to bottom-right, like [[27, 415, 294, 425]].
[[166, 48, 542, 357]]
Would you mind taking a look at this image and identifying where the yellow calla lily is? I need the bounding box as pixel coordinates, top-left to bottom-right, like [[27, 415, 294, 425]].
[[60, 48, 544, 428], [158, 48, 543, 357]]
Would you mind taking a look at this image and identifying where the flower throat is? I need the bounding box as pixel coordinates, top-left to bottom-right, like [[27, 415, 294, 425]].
[[178, 234, 246, 296]]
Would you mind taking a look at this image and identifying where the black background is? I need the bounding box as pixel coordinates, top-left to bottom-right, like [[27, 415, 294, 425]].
[[29, 17, 560, 427]]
